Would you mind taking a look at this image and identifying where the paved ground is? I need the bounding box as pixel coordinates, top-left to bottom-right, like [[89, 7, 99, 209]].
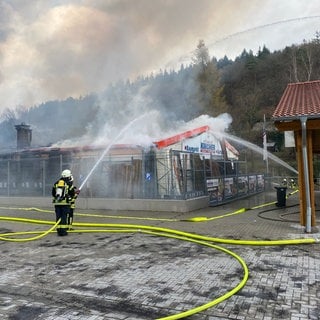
[[0, 190, 320, 320]]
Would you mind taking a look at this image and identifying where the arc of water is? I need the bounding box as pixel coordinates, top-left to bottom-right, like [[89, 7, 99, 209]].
[[78, 112, 154, 191], [213, 131, 298, 175]]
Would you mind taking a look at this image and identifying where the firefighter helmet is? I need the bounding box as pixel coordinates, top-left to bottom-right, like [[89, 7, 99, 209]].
[[61, 169, 72, 178]]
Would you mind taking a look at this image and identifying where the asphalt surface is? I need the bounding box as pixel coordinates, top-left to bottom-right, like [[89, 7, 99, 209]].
[[0, 190, 320, 320]]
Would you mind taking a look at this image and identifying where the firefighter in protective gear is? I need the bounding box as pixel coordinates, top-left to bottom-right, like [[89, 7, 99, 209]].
[[67, 173, 80, 230], [52, 169, 75, 236]]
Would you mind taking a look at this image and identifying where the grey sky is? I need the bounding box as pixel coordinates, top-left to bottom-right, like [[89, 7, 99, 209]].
[[0, 0, 319, 111]]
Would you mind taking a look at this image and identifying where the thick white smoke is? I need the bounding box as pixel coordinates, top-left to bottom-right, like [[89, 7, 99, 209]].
[[51, 81, 233, 149], [0, 0, 319, 114]]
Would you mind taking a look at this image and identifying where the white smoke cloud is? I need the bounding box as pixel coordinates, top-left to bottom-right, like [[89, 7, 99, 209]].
[[51, 81, 233, 149]]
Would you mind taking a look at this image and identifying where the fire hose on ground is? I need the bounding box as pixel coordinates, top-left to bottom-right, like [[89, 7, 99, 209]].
[[0, 189, 318, 319]]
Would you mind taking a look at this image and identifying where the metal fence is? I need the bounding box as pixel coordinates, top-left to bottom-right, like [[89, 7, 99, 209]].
[[206, 174, 265, 206], [0, 150, 264, 203]]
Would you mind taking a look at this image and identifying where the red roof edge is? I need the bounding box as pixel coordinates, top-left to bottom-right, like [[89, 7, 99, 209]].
[[225, 140, 240, 156], [154, 125, 210, 149]]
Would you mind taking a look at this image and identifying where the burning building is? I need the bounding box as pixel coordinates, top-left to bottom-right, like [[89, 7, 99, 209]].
[[0, 123, 264, 209]]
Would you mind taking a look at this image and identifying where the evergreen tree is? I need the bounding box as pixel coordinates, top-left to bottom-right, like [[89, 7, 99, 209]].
[[192, 40, 228, 117]]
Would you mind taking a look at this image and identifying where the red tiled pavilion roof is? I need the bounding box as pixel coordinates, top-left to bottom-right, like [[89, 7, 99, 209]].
[[273, 80, 320, 120]]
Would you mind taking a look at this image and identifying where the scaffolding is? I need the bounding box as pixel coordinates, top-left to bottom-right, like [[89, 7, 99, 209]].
[[0, 148, 264, 204]]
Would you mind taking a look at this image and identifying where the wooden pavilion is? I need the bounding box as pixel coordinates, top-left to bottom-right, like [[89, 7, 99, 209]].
[[273, 80, 320, 232]]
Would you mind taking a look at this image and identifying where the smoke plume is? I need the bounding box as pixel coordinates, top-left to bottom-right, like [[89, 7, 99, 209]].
[[0, 0, 319, 113]]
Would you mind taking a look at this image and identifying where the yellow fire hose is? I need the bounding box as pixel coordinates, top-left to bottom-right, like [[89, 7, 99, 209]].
[[0, 189, 299, 223], [0, 188, 317, 319], [0, 217, 316, 319], [0, 216, 316, 246], [0, 217, 249, 320]]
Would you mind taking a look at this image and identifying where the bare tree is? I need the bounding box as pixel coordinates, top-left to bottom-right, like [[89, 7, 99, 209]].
[[0, 108, 17, 122], [301, 41, 313, 81], [290, 47, 300, 82], [290, 41, 314, 82]]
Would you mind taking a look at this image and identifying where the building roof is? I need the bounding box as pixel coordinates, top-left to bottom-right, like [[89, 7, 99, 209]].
[[225, 140, 240, 157], [154, 125, 209, 149], [272, 80, 320, 121], [153, 125, 239, 159]]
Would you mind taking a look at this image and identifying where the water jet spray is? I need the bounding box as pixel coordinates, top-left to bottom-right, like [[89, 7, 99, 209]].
[[215, 131, 298, 175], [78, 112, 156, 191]]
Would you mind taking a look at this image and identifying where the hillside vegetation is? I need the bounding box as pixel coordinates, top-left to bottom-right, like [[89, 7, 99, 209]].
[[1, 33, 320, 154]]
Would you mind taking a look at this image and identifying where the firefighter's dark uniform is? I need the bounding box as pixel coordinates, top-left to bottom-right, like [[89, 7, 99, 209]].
[[52, 178, 75, 236], [68, 184, 78, 230]]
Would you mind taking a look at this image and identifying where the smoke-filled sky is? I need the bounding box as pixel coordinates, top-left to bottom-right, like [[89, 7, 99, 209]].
[[1, 0, 320, 112]]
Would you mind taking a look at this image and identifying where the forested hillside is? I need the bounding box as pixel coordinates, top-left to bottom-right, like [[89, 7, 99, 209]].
[[1, 33, 320, 150]]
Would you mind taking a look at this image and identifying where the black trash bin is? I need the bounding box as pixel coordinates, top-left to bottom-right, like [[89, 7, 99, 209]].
[[275, 187, 287, 207]]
